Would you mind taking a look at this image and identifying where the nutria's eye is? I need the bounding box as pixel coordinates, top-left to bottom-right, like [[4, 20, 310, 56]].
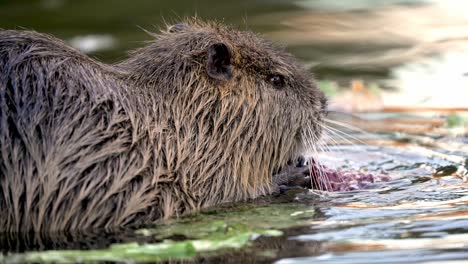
[[268, 74, 285, 88]]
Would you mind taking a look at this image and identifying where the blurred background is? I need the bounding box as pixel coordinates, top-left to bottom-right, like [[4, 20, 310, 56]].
[[1, 0, 467, 134]]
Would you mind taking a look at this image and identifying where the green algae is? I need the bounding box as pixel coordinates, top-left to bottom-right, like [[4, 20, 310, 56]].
[[5, 202, 315, 263]]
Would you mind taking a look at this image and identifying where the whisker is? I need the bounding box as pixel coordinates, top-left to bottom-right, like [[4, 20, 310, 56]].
[[325, 118, 378, 139], [304, 125, 323, 190], [306, 124, 334, 191], [322, 125, 363, 146]]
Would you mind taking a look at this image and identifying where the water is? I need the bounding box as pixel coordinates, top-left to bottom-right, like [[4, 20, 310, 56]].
[[1, 0, 468, 263], [285, 142, 468, 263]]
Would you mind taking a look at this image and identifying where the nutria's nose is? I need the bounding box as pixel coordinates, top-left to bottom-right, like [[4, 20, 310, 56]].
[[287, 156, 306, 167]]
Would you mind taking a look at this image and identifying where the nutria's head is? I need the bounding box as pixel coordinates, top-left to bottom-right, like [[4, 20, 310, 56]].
[[121, 19, 327, 200]]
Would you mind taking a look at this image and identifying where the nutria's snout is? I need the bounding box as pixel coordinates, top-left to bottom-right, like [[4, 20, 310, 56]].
[[320, 92, 329, 113], [316, 89, 329, 135]]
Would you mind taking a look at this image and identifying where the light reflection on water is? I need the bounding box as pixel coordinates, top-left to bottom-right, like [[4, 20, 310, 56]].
[[277, 250, 468, 264]]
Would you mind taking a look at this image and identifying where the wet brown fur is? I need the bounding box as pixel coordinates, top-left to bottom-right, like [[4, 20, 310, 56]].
[[0, 19, 326, 232]]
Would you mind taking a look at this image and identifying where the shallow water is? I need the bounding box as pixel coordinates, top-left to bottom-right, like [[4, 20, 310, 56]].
[[1, 0, 468, 263]]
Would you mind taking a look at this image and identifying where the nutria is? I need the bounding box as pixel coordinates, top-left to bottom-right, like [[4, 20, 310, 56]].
[[0, 19, 327, 233]]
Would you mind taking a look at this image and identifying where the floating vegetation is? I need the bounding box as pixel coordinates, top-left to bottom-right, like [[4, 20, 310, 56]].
[[4, 203, 315, 263]]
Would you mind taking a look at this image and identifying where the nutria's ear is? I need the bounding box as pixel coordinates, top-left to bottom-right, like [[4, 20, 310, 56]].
[[168, 23, 186, 33], [206, 43, 232, 81]]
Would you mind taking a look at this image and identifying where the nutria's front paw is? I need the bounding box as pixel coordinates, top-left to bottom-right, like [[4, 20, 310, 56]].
[[272, 156, 311, 193]]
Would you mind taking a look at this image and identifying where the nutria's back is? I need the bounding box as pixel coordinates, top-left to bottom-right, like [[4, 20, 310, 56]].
[[0, 19, 326, 232]]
